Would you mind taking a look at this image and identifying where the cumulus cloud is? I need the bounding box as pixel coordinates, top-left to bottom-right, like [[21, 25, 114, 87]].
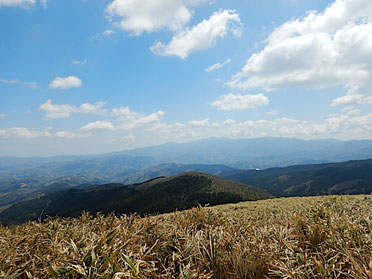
[[150, 9, 241, 59], [39, 99, 106, 119], [180, 113, 372, 139], [135, 112, 372, 141], [211, 93, 269, 111], [105, 0, 205, 35], [205, 58, 231, 72], [49, 76, 82, 89], [188, 118, 210, 127], [0, 113, 8, 119], [228, 0, 372, 106], [113, 106, 166, 130], [80, 121, 115, 131], [0, 127, 52, 139]]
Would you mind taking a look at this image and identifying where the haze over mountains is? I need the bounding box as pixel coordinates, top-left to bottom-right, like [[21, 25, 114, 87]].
[[1, 137, 372, 223], [2, 137, 372, 174]]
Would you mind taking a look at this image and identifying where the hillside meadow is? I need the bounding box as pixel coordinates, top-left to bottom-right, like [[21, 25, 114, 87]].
[[0, 195, 371, 278]]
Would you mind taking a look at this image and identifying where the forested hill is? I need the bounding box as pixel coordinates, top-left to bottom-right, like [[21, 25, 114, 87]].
[[220, 158, 372, 196], [0, 172, 273, 225]]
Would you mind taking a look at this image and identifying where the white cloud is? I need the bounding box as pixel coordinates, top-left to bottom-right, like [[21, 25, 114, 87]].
[[0, 0, 46, 8], [0, 78, 18, 84], [49, 76, 82, 90], [228, 0, 372, 106], [137, 112, 372, 141], [268, 110, 279, 115], [105, 0, 205, 36], [72, 59, 87, 65], [150, 9, 241, 59], [39, 99, 106, 119], [113, 106, 166, 130], [93, 30, 116, 40], [55, 131, 91, 139], [0, 113, 8, 119], [103, 29, 115, 36], [0, 127, 52, 139], [0, 78, 38, 88], [0, 0, 34, 7], [205, 58, 231, 72], [80, 121, 115, 131], [188, 118, 209, 127], [211, 93, 269, 111], [179, 113, 372, 139], [331, 94, 364, 106]]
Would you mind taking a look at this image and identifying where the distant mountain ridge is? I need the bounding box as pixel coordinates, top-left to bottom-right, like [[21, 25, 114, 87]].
[[2, 137, 372, 174], [0, 172, 273, 224], [220, 158, 372, 196]]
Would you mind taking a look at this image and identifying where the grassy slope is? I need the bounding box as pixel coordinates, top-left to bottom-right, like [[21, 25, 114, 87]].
[[0, 195, 371, 278]]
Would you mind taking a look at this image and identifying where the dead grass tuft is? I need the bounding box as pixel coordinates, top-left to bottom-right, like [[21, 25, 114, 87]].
[[0, 195, 371, 278]]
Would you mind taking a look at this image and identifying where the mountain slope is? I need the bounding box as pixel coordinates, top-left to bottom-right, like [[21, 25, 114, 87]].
[[0, 172, 273, 224], [220, 159, 372, 196], [0, 164, 236, 213]]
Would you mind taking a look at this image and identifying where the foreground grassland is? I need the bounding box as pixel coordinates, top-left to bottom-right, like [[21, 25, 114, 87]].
[[0, 195, 371, 278]]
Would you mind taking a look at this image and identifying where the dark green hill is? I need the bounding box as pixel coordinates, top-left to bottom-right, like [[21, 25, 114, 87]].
[[221, 159, 372, 196], [0, 172, 273, 225], [0, 164, 236, 213]]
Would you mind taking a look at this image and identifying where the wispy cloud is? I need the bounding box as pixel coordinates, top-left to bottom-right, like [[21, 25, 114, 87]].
[[72, 59, 88, 66], [205, 58, 231, 72], [0, 78, 38, 89]]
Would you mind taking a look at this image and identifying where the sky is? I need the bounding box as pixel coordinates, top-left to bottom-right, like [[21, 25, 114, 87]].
[[1, 0, 372, 157]]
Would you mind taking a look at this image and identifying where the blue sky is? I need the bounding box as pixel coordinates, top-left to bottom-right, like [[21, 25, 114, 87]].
[[1, 0, 372, 156]]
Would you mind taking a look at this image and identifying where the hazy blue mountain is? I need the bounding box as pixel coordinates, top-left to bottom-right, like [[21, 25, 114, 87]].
[[116, 137, 372, 168], [220, 158, 372, 196], [0, 172, 274, 225], [2, 137, 372, 175]]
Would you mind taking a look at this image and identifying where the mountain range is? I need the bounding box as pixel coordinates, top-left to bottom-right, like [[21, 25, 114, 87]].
[[1, 137, 372, 224]]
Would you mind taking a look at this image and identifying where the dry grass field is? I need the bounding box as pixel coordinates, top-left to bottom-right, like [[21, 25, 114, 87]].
[[0, 195, 371, 278]]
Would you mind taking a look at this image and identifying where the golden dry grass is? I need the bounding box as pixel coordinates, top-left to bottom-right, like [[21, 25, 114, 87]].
[[0, 195, 371, 278]]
